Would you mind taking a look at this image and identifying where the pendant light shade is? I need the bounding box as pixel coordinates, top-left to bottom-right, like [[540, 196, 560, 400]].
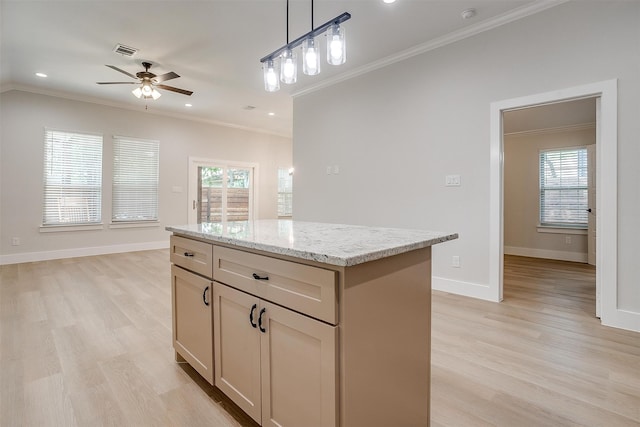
[[132, 87, 143, 98], [327, 24, 346, 65], [302, 37, 321, 75], [280, 49, 297, 84], [263, 59, 280, 92]]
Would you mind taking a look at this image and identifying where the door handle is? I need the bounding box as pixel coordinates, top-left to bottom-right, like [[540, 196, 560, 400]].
[[202, 286, 209, 306], [249, 304, 257, 328], [587, 208, 592, 213], [258, 307, 267, 333], [252, 273, 269, 281]]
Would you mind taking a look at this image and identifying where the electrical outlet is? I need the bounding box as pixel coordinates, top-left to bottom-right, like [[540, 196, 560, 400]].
[[445, 175, 461, 186], [326, 166, 332, 175], [11, 237, 20, 246], [333, 165, 340, 174], [565, 236, 572, 244], [452, 255, 460, 268]]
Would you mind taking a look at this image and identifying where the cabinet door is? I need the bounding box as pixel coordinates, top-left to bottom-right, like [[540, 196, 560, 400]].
[[213, 282, 262, 423], [260, 300, 338, 427], [171, 265, 213, 384]]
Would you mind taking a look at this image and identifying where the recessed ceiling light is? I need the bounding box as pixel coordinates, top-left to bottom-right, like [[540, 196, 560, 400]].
[[268, 112, 275, 116], [185, 103, 193, 107], [383, 0, 396, 3], [35, 72, 48, 78]]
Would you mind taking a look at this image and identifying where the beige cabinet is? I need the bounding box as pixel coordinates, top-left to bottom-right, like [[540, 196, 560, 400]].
[[213, 281, 337, 427], [171, 264, 214, 384], [170, 232, 434, 427]]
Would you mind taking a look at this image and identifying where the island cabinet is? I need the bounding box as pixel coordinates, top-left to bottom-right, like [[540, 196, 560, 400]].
[[168, 220, 457, 427], [170, 236, 214, 384], [212, 245, 338, 427]]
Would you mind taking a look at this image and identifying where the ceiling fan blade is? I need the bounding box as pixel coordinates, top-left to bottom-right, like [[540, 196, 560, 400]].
[[157, 84, 193, 96], [153, 71, 180, 83], [97, 81, 138, 85], [105, 65, 137, 79]]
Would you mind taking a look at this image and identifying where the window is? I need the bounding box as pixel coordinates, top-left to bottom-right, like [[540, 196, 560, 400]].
[[539, 147, 588, 227], [42, 129, 103, 226], [112, 136, 159, 222], [277, 167, 293, 218]]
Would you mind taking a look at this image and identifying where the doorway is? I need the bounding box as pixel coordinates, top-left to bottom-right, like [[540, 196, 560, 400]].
[[489, 79, 618, 326], [188, 158, 258, 224], [502, 98, 597, 316]]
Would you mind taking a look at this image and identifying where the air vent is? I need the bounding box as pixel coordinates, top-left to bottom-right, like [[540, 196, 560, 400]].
[[113, 44, 138, 57], [243, 105, 257, 111]]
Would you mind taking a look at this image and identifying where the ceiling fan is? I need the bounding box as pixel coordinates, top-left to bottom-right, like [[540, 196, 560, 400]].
[[97, 61, 193, 99]]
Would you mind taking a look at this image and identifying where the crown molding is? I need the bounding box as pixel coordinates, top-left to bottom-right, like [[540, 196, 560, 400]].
[[292, 0, 569, 98], [1, 84, 292, 139]]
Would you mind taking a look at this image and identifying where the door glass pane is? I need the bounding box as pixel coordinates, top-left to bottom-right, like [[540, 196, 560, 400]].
[[199, 166, 224, 223], [227, 168, 250, 221]]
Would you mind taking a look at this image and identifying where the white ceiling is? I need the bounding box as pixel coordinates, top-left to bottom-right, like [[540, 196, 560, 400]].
[[2, 0, 559, 137]]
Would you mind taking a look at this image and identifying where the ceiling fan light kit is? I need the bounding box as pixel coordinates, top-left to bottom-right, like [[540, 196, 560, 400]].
[[97, 61, 193, 100], [260, 0, 351, 92]]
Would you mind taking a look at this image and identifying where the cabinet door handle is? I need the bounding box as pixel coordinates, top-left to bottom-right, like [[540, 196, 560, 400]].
[[252, 273, 269, 281], [184, 252, 195, 257], [249, 303, 257, 328], [202, 286, 209, 306], [258, 307, 267, 333]]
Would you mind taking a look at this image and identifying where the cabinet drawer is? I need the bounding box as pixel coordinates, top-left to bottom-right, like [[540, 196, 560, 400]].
[[170, 235, 213, 279], [213, 246, 337, 324]]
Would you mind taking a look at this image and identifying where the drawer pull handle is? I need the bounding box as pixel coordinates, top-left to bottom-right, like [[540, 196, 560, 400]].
[[252, 273, 269, 281], [202, 286, 209, 306], [258, 307, 267, 333], [249, 304, 258, 328], [184, 252, 195, 257]]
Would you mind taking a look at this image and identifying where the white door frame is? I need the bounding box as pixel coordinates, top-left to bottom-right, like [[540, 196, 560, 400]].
[[188, 157, 259, 225], [489, 79, 617, 326]]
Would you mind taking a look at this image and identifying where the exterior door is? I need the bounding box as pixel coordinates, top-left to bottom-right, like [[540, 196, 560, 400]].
[[188, 158, 256, 224]]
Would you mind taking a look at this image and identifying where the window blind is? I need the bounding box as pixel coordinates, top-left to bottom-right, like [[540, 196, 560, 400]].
[[112, 136, 159, 222], [539, 147, 588, 226], [42, 129, 103, 226]]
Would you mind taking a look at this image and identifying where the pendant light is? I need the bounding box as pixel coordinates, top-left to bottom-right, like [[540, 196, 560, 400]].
[[263, 59, 280, 92], [326, 24, 346, 65], [259, 0, 351, 91], [280, 49, 297, 84]]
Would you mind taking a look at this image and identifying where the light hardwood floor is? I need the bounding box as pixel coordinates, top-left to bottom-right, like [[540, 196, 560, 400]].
[[1, 251, 638, 426]]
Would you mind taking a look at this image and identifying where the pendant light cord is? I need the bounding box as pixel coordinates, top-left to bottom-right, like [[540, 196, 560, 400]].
[[286, 0, 290, 44], [311, 0, 314, 30]]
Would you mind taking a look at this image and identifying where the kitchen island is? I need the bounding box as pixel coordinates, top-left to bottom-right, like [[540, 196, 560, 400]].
[[167, 220, 457, 427]]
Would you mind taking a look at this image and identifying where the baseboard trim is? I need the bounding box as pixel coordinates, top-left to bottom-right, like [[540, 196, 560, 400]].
[[504, 246, 588, 263], [602, 307, 640, 333], [0, 240, 169, 265], [432, 276, 497, 302]]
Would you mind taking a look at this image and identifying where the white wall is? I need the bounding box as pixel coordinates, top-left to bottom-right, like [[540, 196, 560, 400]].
[[292, 2, 640, 328], [0, 90, 292, 263], [504, 126, 595, 262]]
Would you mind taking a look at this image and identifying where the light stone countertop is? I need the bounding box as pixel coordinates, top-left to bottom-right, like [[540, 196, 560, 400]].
[[166, 220, 457, 267]]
